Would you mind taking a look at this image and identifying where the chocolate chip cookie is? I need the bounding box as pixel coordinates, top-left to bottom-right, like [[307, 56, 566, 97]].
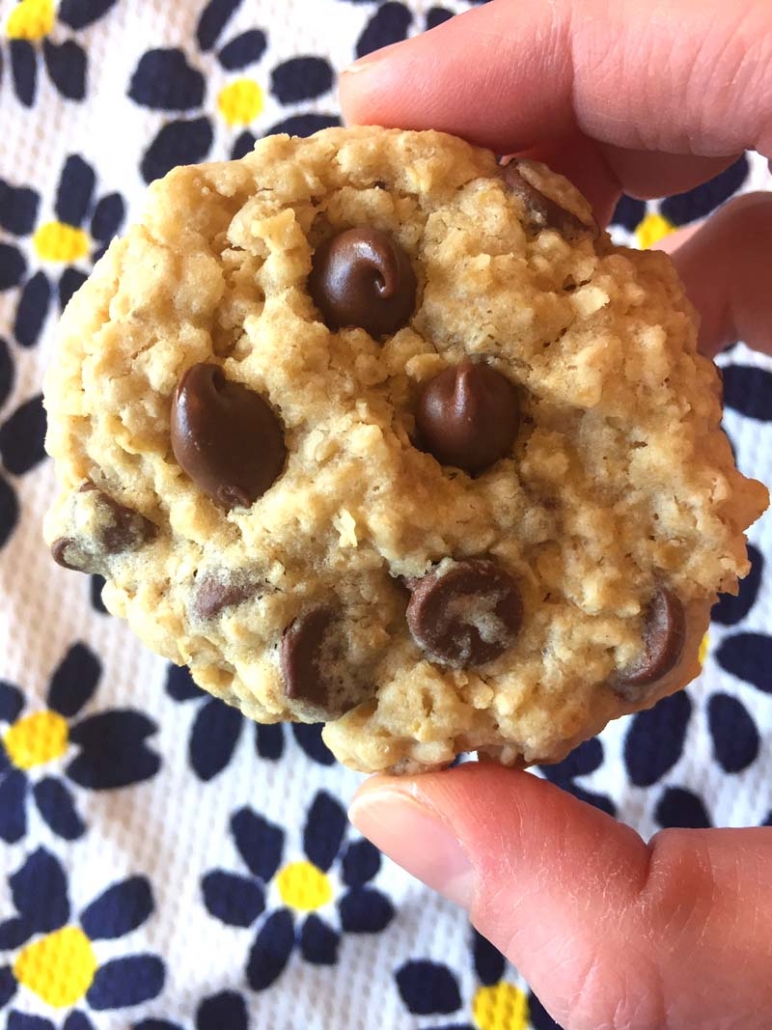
[[43, 127, 768, 772]]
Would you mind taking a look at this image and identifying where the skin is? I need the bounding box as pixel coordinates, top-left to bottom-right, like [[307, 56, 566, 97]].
[[341, 3, 772, 1026]]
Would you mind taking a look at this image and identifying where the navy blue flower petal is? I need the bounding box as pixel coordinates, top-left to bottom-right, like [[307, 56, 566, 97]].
[[540, 736, 603, 782], [304, 791, 347, 872], [90, 574, 109, 614], [0, 768, 28, 844], [0, 917, 31, 950], [141, 118, 215, 184], [67, 710, 160, 789], [165, 663, 204, 701], [472, 929, 506, 986], [292, 721, 335, 765], [231, 131, 256, 160], [611, 194, 649, 233], [218, 30, 267, 71], [58, 0, 119, 30], [9, 847, 70, 932], [189, 697, 244, 781], [129, 50, 206, 111], [528, 991, 566, 1030], [300, 913, 339, 964], [0, 338, 13, 410], [0, 743, 9, 775], [246, 908, 295, 991], [426, 7, 453, 29], [396, 960, 462, 1016], [0, 393, 47, 472], [34, 777, 86, 840], [721, 365, 772, 421], [10, 40, 37, 108], [55, 155, 96, 227], [264, 114, 340, 139], [90, 193, 125, 242], [14, 272, 52, 347], [0, 965, 16, 1007], [339, 886, 394, 933], [0, 474, 19, 551], [0, 680, 24, 722], [255, 722, 284, 760], [134, 1021, 182, 1030], [48, 641, 101, 717], [708, 693, 760, 773], [356, 2, 413, 58], [655, 787, 711, 829], [87, 955, 165, 1010], [661, 155, 749, 226], [0, 243, 26, 291], [42, 40, 86, 101], [202, 870, 265, 927], [712, 544, 763, 625], [762, 812, 772, 827], [62, 1011, 96, 1030], [196, 991, 248, 1030], [0, 180, 39, 235], [717, 633, 772, 693], [271, 57, 334, 104], [197, 0, 242, 52], [7, 1014, 55, 1030], [341, 838, 380, 887], [231, 807, 284, 881], [562, 782, 617, 817], [81, 876, 153, 940], [59, 268, 88, 312], [623, 690, 692, 787]]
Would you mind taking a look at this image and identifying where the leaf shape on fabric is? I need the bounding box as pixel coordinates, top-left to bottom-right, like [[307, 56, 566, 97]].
[[303, 791, 347, 872], [42, 39, 86, 101], [655, 787, 712, 829], [472, 928, 506, 987], [717, 633, 772, 692], [0, 965, 17, 1008], [197, 0, 243, 51], [196, 991, 248, 1030], [708, 692, 760, 773], [339, 886, 395, 934], [218, 29, 267, 70], [230, 130, 256, 160], [189, 696, 243, 781], [58, 0, 119, 30], [59, 268, 88, 312], [67, 710, 160, 789], [528, 991, 566, 1030], [0, 180, 39, 235], [7, 1014, 55, 1030], [165, 663, 204, 702], [711, 543, 763, 625], [81, 876, 154, 940], [140, 118, 214, 184], [0, 916, 31, 950], [33, 777, 86, 840], [129, 49, 205, 111], [246, 909, 295, 991], [9, 847, 70, 932], [14, 271, 52, 347], [356, 2, 413, 58], [87, 955, 165, 1010], [263, 113, 340, 139], [0, 474, 19, 551], [562, 781, 617, 818], [62, 1010, 95, 1030], [90, 574, 109, 614], [396, 960, 462, 1016], [623, 690, 692, 787], [90, 192, 125, 242], [55, 155, 96, 226], [340, 838, 380, 887], [47, 641, 101, 718], [0, 768, 28, 843], [0, 680, 25, 722], [255, 722, 284, 759], [0, 244, 27, 291], [134, 1021, 183, 1030], [0, 338, 14, 411], [661, 154, 749, 225], [0, 393, 47, 473], [426, 7, 453, 29], [202, 870, 265, 927], [299, 913, 339, 964], [292, 721, 335, 765], [540, 736, 603, 782], [10, 40, 37, 108], [270, 56, 334, 103], [231, 807, 284, 881], [721, 366, 772, 421]]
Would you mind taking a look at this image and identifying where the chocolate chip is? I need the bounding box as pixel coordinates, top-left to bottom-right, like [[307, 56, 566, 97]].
[[171, 363, 285, 509], [193, 576, 257, 620], [280, 606, 336, 708], [501, 162, 595, 241], [614, 589, 686, 695], [92, 490, 157, 553], [51, 537, 85, 571], [308, 227, 417, 337], [416, 360, 520, 473], [406, 558, 523, 667]]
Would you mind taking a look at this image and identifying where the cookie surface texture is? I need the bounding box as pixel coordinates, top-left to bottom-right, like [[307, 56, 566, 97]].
[[43, 127, 768, 772]]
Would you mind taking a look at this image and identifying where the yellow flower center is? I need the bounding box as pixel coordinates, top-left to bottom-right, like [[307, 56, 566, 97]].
[[276, 860, 333, 911], [699, 632, 710, 667], [635, 212, 675, 250], [4, 710, 69, 769], [472, 983, 529, 1030], [33, 221, 90, 263], [217, 79, 264, 127], [6, 0, 55, 40], [14, 926, 97, 1007]]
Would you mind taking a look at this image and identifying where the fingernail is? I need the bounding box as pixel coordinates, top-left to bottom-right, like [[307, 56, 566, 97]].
[[349, 788, 474, 908]]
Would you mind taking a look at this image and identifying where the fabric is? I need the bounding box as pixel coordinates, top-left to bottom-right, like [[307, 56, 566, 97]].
[[1, 1, 771, 1028]]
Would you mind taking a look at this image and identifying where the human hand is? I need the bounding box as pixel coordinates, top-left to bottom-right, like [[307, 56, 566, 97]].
[[342, 3, 772, 1027]]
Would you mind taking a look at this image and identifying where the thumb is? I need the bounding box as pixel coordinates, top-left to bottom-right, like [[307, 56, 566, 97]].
[[350, 765, 772, 1030]]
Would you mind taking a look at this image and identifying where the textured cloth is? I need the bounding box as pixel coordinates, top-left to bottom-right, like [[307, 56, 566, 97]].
[[1, 2, 771, 1029]]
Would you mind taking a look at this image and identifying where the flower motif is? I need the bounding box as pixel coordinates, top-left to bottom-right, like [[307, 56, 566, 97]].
[[1, 0, 118, 107], [165, 664, 335, 781], [0, 154, 125, 349], [133, 990, 248, 1030], [202, 791, 395, 991], [0, 847, 164, 1023], [395, 928, 563, 1030], [539, 737, 616, 816], [127, 0, 339, 183], [0, 642, 161, 843]]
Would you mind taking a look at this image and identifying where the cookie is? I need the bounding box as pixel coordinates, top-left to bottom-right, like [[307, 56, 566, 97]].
[[43, 127, 768, 773]]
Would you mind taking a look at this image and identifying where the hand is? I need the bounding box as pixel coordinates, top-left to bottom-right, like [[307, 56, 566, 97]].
[[342, 3, 772, 1027]]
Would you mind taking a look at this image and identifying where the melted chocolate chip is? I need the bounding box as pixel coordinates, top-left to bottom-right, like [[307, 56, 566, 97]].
[[51, 486, 157, 572], [171, 363, 285, 510], [280, 606, 336, 707], [614, 589, 686, 695], [308, 227, 417, 337], [406, 559, 523, 667], [193, 576, 257, 620], [416, 361, 520, 473], [501, 162, 595, 241], [51, 537, 85, 571]]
